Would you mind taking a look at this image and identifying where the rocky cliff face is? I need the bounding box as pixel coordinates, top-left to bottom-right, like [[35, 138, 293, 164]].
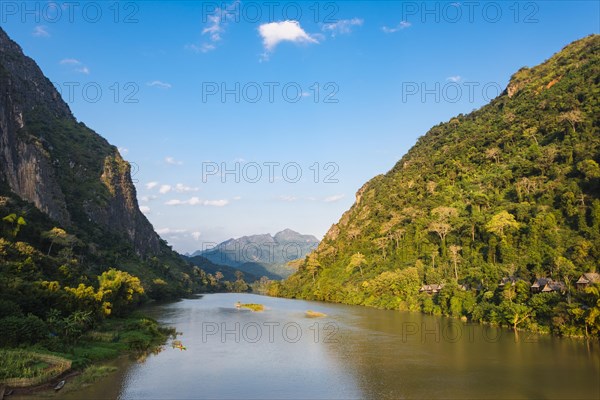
[[0, 27, 160, 256]]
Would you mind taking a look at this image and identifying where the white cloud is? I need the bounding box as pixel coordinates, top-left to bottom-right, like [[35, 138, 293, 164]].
[[279, 195, 297, 202], [232, 196, 242, 201], [60, 58, 81, 65], [165, 199, 183, 206], [139, 205, 151, 214], [32, 26, 50, 37], [447, 75, 462, 83], [188, 1, 239, 53], [186, 43, 216, 53], [165, 156, 183, 165], [192, 231, 202, 241], [140, 195, 158, 202], [382, 21, 411, 33], [204, 199, 229, 207], [258, 20, 318, 56], [165, 197, 229, 207], [147, 80, 172, 89], [322, 18, 363, 37], [156, 228, 188, 235], [175, 183, 199, 193], [324, 194, 345, 203], [118, 147, 129, 155], [146, 181, 159, 190], [159, 185, 172, 194], [203, 13, 224, 42], [59, 58, 90, 74]]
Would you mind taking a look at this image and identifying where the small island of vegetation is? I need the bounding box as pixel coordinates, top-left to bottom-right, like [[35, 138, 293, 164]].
[[305, 310, 327, 318], [236, 303, 265, 312]]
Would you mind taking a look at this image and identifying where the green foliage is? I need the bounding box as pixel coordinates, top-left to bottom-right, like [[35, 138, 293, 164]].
[[2, 213, 26, 238], [0, 314, 48, 347], [97, 268, 144, 317], [277, 35, 600, 337], [0, 350, 51, 379]]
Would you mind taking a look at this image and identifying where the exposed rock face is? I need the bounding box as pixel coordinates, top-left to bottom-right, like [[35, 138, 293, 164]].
[[0, 29, 71, 224], [0, 27, 160, 255], [97, 154, 161, 255]]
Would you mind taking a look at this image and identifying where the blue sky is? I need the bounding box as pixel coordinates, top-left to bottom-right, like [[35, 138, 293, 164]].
[[1, 1, 598, 253]]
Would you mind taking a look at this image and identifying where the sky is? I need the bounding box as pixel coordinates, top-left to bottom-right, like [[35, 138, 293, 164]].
[[1, 1, 598, 253]]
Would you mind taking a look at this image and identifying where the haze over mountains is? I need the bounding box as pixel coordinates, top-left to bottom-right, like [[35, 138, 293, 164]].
[[189, 229, 320, 279]]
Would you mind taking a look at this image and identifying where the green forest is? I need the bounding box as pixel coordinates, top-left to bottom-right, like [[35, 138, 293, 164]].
[[272, 35, 600, 338], [0, 192, 251, 377]]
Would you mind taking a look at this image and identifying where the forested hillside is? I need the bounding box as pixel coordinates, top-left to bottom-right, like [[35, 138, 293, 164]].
[[0, 27, 217, 352], [273, 35, 600, 337]]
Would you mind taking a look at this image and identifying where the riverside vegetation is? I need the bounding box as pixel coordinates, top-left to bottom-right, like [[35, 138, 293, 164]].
[[272, 35, 600, 338]]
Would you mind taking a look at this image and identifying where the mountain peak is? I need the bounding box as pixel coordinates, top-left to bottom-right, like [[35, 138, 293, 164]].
[[192, 229, 320, 279], [274, 229, 318, 243]]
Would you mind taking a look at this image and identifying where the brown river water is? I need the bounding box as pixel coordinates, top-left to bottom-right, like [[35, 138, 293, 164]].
[[18, 293, 600, 399]]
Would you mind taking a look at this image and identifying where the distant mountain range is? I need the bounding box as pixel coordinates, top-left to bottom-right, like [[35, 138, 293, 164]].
[[184, 255, 259, 283], [188, 229, 320, 280]]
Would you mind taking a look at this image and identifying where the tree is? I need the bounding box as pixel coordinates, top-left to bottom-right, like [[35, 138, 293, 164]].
[[429, 207, 457, 247], [97, 268, 145, 316], [583, 283, 600, 337], [553, 256, 576, 303], [346, 252, 366, 277], [431, 206, 458, 221], [428, 222, 452, 242], [558, 109, 583, 132], [430, 247, 438, 269], [215, 271, 224, 282], [234, 270, 244, 282], [2, 213, 26, 238], [485, 211, 520, 238], [577, 160, 600, 180], [305, 255, 321, 283], [448, 245, 462, 280], [373, 237, 389, 259], [42, 227, 78, 256], [501, 301, 533, 330], [63, 311, 93, 344], [485, 147, 501, 164], [64, 283, 101, 315]]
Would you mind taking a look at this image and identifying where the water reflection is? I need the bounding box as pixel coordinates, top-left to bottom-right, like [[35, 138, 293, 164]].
[[320, 304, 600, 399], [37, 293, 600, 399]]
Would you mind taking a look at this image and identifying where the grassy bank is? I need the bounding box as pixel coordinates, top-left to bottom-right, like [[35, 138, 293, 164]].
[[0, 314, 176, 394]]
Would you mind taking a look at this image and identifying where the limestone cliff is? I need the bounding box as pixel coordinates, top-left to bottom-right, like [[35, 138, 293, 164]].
[[0, 27, 160, 256]]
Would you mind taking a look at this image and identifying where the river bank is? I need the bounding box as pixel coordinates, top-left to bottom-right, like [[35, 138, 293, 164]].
[[4, 314, 176, 398]]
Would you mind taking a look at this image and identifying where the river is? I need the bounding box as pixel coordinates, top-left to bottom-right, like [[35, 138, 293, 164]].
[[50, 293, 599, 399]]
